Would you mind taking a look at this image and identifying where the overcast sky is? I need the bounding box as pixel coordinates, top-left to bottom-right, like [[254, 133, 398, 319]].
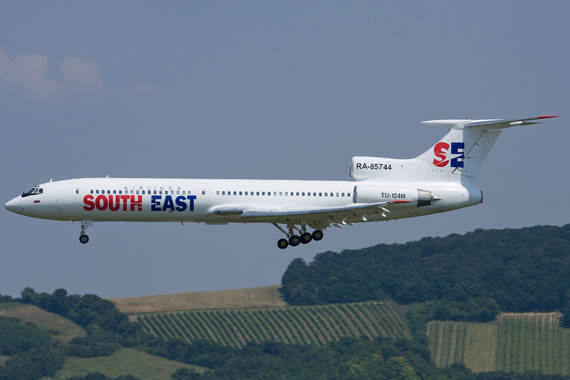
[[1, 1, 568, 299]]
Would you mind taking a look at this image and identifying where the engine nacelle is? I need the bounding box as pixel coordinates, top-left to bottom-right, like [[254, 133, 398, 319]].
[[354, 184, 437, 207]]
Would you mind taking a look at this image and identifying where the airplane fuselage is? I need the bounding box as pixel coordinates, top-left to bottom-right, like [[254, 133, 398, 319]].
[[5, 178, 480, 225]]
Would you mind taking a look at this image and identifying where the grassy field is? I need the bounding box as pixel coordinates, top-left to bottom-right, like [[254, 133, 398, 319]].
[[138, 301, 410, 347], [428, 313, 570, 375], [54, 348, 204, 380], [0, 304, 86, 343], [111, 285, 287, 314], [0, 302, 21, 311]]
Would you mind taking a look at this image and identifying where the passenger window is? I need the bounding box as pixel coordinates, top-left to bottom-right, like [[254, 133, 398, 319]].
[[75, 189, 79, 194], [342, 193, 345, 197], [268, 192, 271, 196], [279, 192, 282, 196], [319, 193, 322, 197], [262, 192, 265, 196], [96, 190, 99, 194], [202, 191, 205, 195], [39, 188, 43, 193], [336, 193, 339, 197], [233, 191, 237, 195], [90, 190, 93, 194]]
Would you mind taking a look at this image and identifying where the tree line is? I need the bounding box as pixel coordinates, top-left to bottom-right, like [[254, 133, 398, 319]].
[[281, 224, 570, 325]]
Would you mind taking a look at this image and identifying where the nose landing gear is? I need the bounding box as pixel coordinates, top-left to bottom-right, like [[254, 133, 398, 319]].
[[273, 223, 324, 249], [78, 221, 93, 244]]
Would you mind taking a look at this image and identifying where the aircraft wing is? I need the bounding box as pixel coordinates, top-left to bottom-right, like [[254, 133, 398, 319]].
[[209, 201, 409, 227]]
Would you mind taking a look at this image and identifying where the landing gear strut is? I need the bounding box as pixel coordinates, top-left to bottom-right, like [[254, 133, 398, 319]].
[[79, 221, 93, 244], [273, 223, 323, 249]]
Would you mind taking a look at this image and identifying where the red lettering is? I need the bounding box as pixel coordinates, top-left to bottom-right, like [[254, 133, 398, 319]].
[[120, 195, 130, 211], [433, 142, 450, 167], [95, 195, 108, 210], [108, 195, 121, 211], [83, 195, 95, 211], [130, 195, 142, 211]]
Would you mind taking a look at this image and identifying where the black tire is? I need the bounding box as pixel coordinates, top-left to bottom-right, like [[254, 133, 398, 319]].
[[289, 235, 300, 247], [312, 230, 324, 241], [300, 232, 312, 244], [79, 235, 89, 244], [277, 239, 289, 249]]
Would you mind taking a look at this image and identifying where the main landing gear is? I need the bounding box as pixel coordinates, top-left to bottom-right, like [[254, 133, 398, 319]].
[[78, 221, 93, 244], [274, 224, 323, 249]]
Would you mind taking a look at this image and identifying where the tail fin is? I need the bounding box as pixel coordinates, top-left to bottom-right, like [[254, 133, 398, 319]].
[[350, 116, 558, 182]]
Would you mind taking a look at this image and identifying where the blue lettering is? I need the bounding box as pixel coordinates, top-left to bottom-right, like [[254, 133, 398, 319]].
[[175, 196, 187, 212], [162, 195, 175, 211], [151, 195, 161, 211], [451, 142, 465, 168], [187, 195, 196, 211]]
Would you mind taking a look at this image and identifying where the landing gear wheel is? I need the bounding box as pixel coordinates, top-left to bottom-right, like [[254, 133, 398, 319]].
[[277, 239, 289, 249], [289, 235, 300, 247], [300, 232, 312, 244], [312, 230, 324, 241], [79, 235, 89, 244]]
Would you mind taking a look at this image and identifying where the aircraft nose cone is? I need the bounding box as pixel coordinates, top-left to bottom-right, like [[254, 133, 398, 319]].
[[5, 197, 22, 214]]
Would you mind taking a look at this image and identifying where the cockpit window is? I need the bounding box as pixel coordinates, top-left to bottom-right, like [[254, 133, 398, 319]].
[[22, 185, 43, 197]]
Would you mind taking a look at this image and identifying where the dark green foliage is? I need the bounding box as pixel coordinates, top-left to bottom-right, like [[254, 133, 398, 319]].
[[21, 288, 137, 336], [0, 346, 65, 380], [66, 328, 122, 357], [0, 317, 53, 355], [281, 225, 570, 316], [20, 287, 142, 358]]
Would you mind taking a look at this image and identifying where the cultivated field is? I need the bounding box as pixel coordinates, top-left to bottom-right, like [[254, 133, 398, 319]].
[[138, 301, 410, 347], [497, 312, 570, 375], [428, 313, 570, 375], [427, 321, 497, 373], [111, 285, 287, 314]]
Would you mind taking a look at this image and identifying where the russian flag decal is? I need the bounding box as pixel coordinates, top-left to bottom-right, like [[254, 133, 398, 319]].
[[34, 200, 40, 204]]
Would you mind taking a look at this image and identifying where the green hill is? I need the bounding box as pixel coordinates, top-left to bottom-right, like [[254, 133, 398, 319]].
[[0, 304, 86, 344], [54, 347, 203, 380]]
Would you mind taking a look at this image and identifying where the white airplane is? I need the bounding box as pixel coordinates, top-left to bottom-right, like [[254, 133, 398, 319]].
[[5, 116, 558, 248]]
